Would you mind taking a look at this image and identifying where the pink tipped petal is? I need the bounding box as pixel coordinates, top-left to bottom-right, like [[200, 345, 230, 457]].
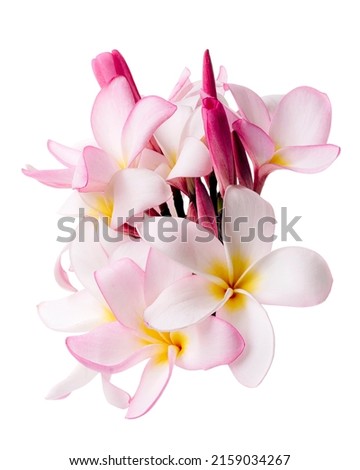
[[54, 247, 77, 292], [174, 316, 244, 370], [154, 105, 193, 158], [38, 290, 107, 333], [111, 169, 171, 225], [137, 216, 227, 279], [110, 50, 141, 101], [126, 345, 177, 419], [202, 97, 235, 195], [91, 76, 135, 159], [122, 97, 177, 165], [66, 323, 161, 373], [22, 166, 73, 188], [80, 146, 118, 192], [242, 247, 333, 307], [270, 86, 332, 147], [95, 258, 145, 328], [144, 275, 233, 331], [47, 140, 81, 167], [144, 248, 190, 306], [271, 144, 340, 173], [101, 374, 130, 409], [46, 365, 97, 400], [167, 137, 212, 179], [168, 67, 191, 101], [228, 84, 271, 131], [217, 293, 274, 387], [222, 186, 275, 282], [232, 119, 275, 167], [92, 51, 119, 88], [216, 65, 228, 84]]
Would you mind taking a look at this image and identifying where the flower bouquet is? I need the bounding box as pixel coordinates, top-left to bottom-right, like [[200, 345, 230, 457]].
[[24, 49, 339, 418]]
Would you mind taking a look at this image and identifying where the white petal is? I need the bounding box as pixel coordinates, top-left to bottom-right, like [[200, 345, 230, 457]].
[[218, 293, 274, 387], [126, 346, 177, 419], [38, 290, 108, 332], [91, 76, 135, 159], [46, 365, 97, 399], [240, 247, 333, 306], [137, 216, 227, 281], [270, 86, 332, 147]]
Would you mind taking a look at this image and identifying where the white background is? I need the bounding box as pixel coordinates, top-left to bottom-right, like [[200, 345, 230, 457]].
[[1, 1, 359, 468]]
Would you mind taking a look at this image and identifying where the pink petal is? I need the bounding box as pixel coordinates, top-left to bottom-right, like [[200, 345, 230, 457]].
[[38, 290, 107, 332], [22, 166, 73, 188], [101, 374, 130, 409], [144, 275, 233, 331], [167, 137, 212, 179], [222, 186, 275, 283], [54, 246, 77, 292], [79, 146, 118, 192], [270, 144, 340, 173], [144, 248, 191, 306], [92, 50, 141, 102], [111, 168, 172, 225], [46, 365, 97, 400], [270, 86, 332, 147], [232, 119, 275, 167], [47, 139, 81, 167], [168, 67, 191, 102], [95, 258, 145, 328], [137, 216, 227, 280], [126, 345, 177, 419], [122, 97, 177, 166], [241, 246, 333, 307], [261, 94, 283, 118], [110, 238, 150, 270], [217, 293, 274, 387], [66, 323, 161, 373], [228, 84, 271, 131], [174, 316, 244, 370], [91, 76, 135, 160]]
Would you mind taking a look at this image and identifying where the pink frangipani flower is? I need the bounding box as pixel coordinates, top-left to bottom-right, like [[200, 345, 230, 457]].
[[230, 85, 340, 193], [66, 250, 244, 418], [138, 186, 333, 387]]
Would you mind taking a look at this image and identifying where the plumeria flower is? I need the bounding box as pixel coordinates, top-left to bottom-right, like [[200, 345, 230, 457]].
[[24, 76, 175, 207], [230, 85, 340, 193], [137, 186, 333, 387], [66, 249, 244, 418], [38, 224, 150, 407]]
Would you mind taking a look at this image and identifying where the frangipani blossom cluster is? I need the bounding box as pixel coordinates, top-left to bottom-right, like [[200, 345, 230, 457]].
[[24, 49, 339, 418]]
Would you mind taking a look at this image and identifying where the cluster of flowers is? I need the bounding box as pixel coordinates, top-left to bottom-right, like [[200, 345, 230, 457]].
[[24, 50, 339, 418]]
